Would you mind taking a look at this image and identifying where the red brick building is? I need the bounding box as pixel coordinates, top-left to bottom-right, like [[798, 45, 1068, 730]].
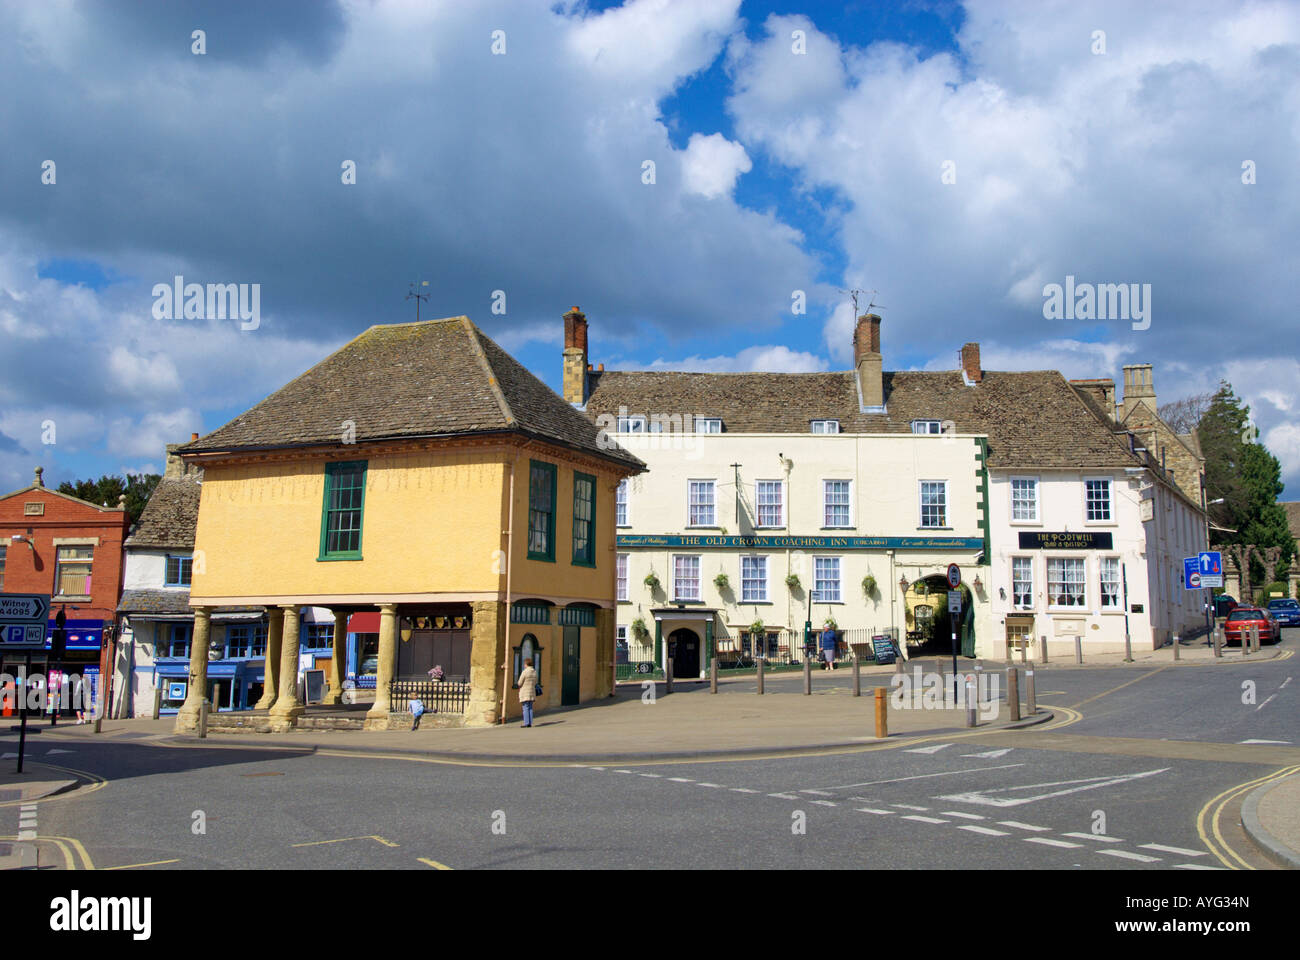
[[0, 466, 131, 703]]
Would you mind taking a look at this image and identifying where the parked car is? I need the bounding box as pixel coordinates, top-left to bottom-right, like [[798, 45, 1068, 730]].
[[1223, 606, 1280, 646], [1265, 598, 1300, 628], [1213, 594, 1238, 619]]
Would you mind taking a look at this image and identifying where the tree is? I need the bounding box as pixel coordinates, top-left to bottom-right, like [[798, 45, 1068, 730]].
[[58, 473, 160, 526], [1157, 391, 1215, 434]]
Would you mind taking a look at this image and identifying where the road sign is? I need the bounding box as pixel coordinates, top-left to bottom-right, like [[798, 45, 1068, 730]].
[[1198, 550, 1223, 588], [946, 564, 961, 589], [0, 593, 50, 624], [1, 623, 47, 650], [1183, 557, 1201, 591], [948, 590, 963, 613]]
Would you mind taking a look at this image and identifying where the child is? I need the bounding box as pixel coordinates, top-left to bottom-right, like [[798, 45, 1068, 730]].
[[409, 697, 425, 731]]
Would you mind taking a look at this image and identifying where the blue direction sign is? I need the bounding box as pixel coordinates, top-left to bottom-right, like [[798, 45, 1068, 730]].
[[0, 593, 51, 650], [1198, 550, 1224, 588], [1183, 557, 1201, 590]]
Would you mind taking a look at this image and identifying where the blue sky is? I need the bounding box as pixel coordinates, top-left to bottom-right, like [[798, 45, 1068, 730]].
[[0, 0, 1297, 499]]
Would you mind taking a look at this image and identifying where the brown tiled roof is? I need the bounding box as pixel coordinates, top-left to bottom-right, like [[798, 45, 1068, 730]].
[[125, 476, 201, 549], [1283, 502, 1300, 541], [117, 589, 262, 617], [586, 369, 1141, 470], [179, 317, 643, 471]]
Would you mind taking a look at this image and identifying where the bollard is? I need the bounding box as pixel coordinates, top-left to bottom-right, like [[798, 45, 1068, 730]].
[[757, 657, 764, 695], [1123, 630, 1133, 663], [894, 657, 904, 676], [852, 655, 861, 697], [1249, 624, 1258, 655], [94, 715, 102, 734], [198, 698, 209, 739], [665, 659, 674, 694], [964, 674, 976, 728], [1026, 668, 1036, 716], [1172, 632, 1180, 662], [1074, 636, 1083, 665], [803, 656, 812, 695], [710, 657, 718, 694], [1040, 635, 1049, 664], [1007, 667, 1021, 722], [873, 687, 888, 739], [973, 661, 983, 708], [1213, 627, 1222, 658], [153, 687, 162, 720]]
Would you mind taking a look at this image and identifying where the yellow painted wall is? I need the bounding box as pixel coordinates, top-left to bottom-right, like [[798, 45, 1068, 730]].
[[191, 449, 508, 600]]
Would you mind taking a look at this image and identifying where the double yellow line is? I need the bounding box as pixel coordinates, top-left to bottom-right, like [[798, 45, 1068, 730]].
[[1197, 764, 1300, 869]]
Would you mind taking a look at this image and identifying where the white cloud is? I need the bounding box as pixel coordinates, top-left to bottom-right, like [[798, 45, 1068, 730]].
[[637, 343, 828, 373], [681, 132, 752, 198], [106, 409, 204, 461]]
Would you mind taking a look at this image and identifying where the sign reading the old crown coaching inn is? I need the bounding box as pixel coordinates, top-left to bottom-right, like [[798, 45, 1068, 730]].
[[1017, 531, 1113, 550], [617, 534, 985, 551]]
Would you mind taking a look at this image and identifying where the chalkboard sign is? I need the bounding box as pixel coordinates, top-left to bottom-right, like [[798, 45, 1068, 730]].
[[870, 635, 898, 665], [304, 669, 326, 704]]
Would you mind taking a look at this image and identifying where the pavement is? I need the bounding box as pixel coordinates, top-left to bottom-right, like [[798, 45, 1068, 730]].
[[1242, 771, 1300, 869], [0, 761, 79, 871]]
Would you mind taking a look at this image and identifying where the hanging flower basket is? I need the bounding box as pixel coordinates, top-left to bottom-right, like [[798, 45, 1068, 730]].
[[748, 618, 765, 638], [630, 617, 650, 642], [643, 571, 661, 591], [862, 574, 877, 597], [785, 573, 801, 590], [823, 615, 838, 631], [714, 572, 730, 591]]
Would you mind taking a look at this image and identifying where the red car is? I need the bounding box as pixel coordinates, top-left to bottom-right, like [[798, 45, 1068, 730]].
[[1224, 606, 1280, 646]]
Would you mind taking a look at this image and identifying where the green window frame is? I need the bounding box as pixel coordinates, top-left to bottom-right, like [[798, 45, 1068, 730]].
[[571, 471, 596, 567], [318, 460, 367, 560], [527, 460, 557, 562]]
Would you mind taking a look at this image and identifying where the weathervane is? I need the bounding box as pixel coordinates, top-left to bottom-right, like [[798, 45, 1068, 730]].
[[405, 280, 430, 322]]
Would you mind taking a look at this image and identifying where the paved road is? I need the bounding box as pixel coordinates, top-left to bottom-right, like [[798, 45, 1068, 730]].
[[2, 629, 1295, 870]]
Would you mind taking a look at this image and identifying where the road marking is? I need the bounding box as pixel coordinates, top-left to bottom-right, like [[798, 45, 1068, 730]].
[[17, 803, 36, 841], [1097, 849, 1161, 863], [46, 749, 74, 755], [813, 763, 1024, 791], [668, 777, 694, 783], [1062, 832, 1125, 843], [891, 803, 930, 811], [1255, 695, 1277, 712], [730, 787, 759, 793], [801, 790, 834, 796], [1197, 763, 1300, 870], [417, 857, 453, 870], [1, 753, 16, 760], [612, 769, 633, 774], [768, 792, 799, 800], [1280, 677, 1292, 689], [292, 835, 399, 849], [855, 808, 895, 815], [811, 800, 837, 807], [1239, 739, 1290, 744], [999, 821, 1051, 832], [696, 782, 724, 788], [1068, 668, 1166, 710], [961, 748, 1012, 758], [941, 811, 986, 820], [936, 768, 1169, 808], [638, 773, 662, 778], [959, 825, 1010, 836], [588, 766, 606, 771], [902, 815, 949, 824], [1139, 843, 1206, 857], [904, 743, 953, 754], [1173, 863, 1226, 870], [104, 859, 181, 870], [1025, 837, 1082, 849]]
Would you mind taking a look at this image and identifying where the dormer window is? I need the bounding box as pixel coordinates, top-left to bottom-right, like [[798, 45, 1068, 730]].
[[911, 420, 942, 435], [811, 420, 840, 434], [694, 417, 722, 433]]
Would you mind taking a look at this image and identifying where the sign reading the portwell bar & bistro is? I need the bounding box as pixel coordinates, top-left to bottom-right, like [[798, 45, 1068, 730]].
[[617, 534, 986, 551], [1017, 531, 1113, 550]]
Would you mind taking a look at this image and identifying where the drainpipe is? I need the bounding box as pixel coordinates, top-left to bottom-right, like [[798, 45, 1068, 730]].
[[500, 441, 534, 725]]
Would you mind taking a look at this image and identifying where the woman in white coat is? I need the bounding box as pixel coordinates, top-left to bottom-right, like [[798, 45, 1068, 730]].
[[517, 658, 538, 727]]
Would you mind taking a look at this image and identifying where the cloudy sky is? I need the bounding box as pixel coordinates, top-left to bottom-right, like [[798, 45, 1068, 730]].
[[1, 0, 1297, 497]]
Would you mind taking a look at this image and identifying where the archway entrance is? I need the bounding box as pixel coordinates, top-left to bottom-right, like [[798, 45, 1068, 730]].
[[667, 628, 700, 678], [905, 575, 975, 657]]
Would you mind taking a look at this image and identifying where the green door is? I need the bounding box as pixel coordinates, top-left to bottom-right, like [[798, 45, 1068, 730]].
[[562, 625, 581, 706]]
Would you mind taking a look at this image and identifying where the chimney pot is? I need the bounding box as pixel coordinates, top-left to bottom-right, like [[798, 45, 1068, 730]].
[[191, 432, 199, 441], [960, 342, 982, 384]]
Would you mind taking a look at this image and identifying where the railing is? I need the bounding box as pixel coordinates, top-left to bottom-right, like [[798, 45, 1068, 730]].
[[389, 679, 470, 714]]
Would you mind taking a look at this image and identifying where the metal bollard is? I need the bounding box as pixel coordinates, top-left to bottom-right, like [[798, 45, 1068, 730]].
[[1249, 624, 1258, 655], [1026, 668, 1036, 716], [1123, 630, 1133, 663], [973, 661, 983, 708], [803, 656, 812, 695], [1172, 632, 1180, 661], [665, 659, 674, 694], [852, 655, 861, 697], [964, 674, 976, 728], [1074, 636, 1083, 665], [1040, 635, 1049, 664], [710, 657, 718, 694], [756, 657, 764, 695], [153, 687, 162, 720], [874, 687, 888, 738], [1213, 627, 1222, 658], [1007, 668, 1021, 722], [198, 698, 209, 739]]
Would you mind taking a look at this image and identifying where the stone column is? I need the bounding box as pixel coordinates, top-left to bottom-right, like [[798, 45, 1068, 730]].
[[253, 608, 283, 710], [173, 607, 212, 733], [594, 607, 615, 698], [267, 605, 303, 732], [466, 601, 505, 727], [323, 610, 349, 705], [364, 604, 399, 729]]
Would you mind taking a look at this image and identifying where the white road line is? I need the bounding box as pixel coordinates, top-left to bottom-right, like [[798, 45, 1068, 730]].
[[1025, 837, 1082, 849], [959, 825, 1011, 836], [768, 792, 799, 800], [1255, 694, 1277, 712], [856, 808, 895, 815], [1062, 832, 1125, 844], [811, 800, 837, 807], [941, 811, 986, 820], [1240, 739, 1291, 744], [16, 831, 36, 840], [891, 803, 930, 811], [668, 777, 694, 783], [17, 804, 36, 841], [1000, 821, 1052, 832], [1097, 849, 1162, 863], [902, 815, 949, 824], [45, 749, 73, 755], [1139, 843, 1206, 857], [730, 788, 759, 793], [904, 743, 953, 754], [937, 767, 1169, 808], [638, 773, 662, 778], [1173, 864, 1226, 870], [1280, 677, 1292, 689], [612, 769, 633, 774], [588, 766, 606, 771], [962, 748, 1013, 758], [810, 763, 1024, 792], [801, 790, 834, 796], [696, 783, 725, 788]]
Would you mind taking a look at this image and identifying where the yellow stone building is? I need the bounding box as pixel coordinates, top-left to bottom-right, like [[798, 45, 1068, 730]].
[[175, 315, 642, 731]]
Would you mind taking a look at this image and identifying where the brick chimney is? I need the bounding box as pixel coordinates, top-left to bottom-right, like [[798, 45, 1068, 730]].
[[960, 343, 982, 384], [1070, 378, 1117, 421], [562, 306, 588, 405], [854, 314, 883, 409], [1121, 363, 1157, 419]]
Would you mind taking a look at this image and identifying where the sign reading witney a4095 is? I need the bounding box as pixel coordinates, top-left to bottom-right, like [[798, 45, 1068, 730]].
[[0, 593, 51, 649]]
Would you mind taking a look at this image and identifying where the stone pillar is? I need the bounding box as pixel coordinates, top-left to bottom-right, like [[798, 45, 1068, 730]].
[[364, 604, 399, 729], [253, 608, 283, 710], [594, 607, 615, 698], [466, 601, 505, 727], [323, 610, 349, 704], [173, 607, 212, 733], [267, 605, 303, 732]]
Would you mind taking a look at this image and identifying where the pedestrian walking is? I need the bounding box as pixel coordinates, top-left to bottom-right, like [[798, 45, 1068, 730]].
[[820, 623, 838, 671], [518, 657, 538, 727]]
